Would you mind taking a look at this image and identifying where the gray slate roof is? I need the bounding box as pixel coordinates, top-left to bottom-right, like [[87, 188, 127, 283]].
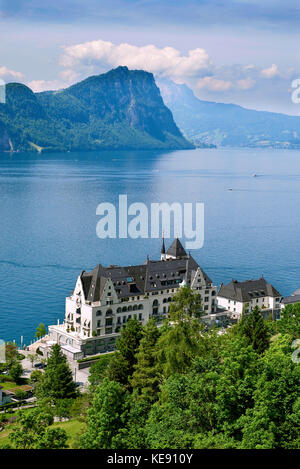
[[218, 277, 281, 302], [79, 239, 212, 302], [166, 238, 187, 258], [282, 287, 300, 305]]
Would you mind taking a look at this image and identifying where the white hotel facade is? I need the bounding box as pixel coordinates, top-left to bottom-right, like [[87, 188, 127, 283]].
[[48, 239, 218, 360]]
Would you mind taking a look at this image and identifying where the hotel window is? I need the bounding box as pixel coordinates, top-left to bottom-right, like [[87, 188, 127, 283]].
[[97, 320, 101, 327], [205, 297, 209, 302]]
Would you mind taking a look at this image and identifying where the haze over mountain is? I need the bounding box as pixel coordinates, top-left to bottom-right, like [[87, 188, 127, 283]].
[[158, 78, 300, 148], [0, 66, 192, 153]]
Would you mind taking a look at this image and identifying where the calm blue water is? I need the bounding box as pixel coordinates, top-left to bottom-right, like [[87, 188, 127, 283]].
[[0, 147, 300, 345]]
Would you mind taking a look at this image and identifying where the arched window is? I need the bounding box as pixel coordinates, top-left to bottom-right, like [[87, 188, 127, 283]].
[[128, 305, 132, 311], [168, 297, 172, 302], [138, 304, 143, 310], [117, 307, 122, 313], [106, 309, 113, 316], [122, 306, 127, 312], [133, 304, 138, 311], [152, 299, 159, 307]]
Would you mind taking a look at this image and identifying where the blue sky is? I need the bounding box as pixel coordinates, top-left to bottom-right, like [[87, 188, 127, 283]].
[[1, 0, 300, 114]]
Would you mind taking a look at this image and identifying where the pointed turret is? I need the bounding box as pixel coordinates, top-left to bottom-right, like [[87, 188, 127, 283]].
[[161, 236, 166, 260], [166, 238, 187, 259]]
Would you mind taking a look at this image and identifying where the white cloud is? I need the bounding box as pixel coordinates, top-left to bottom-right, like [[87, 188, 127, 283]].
[[59, 69, 78, 83], [0, 66, 24, 81], [59, 39, 211, 81], [27, 79, 66, 92], [196, 76, 232, 91], [243, 64, 255, 71], [237, 78, 256, 90], [261, 63, 279, 78]]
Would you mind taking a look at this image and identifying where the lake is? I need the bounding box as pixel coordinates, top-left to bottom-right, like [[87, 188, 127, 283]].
[[0, 147, 300, 345]]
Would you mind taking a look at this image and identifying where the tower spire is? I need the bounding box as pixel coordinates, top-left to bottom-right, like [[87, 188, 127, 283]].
[[161, 234, 166, 260]]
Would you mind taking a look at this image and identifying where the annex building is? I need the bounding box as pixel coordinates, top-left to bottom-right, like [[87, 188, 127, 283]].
[[217, 277, 282, 320]]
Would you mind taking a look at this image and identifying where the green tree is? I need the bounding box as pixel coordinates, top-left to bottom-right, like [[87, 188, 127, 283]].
[[80, 379, 128, 449], [240, 335, 300, 449], [30, 369, 43, 384], [156, 287, 204, 377], [55, 398, 73, 421], [239, 306, 270, 354], [131, 318, 161, 402], [5, 342, 19, 366], [35, 427, 68, 449], [35, 323, 47, 339], [145, 374, 195, 449], [168, 285, 203, 321], [9, 408, 58, 449], [9, 362, 23, 383], [277, 303, 300, 338], [113, 390, 150, 449], [88, 353, 114, 388], [14, 389, 27, 400], [106, 318, 143, 386], [36, 344, 77, 401], [28, 353, 38, 368]]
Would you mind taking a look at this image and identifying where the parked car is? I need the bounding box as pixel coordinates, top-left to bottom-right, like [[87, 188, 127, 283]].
[[34, 363, 46, 369]]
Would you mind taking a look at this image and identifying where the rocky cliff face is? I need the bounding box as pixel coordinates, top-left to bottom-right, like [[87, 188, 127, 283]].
[[0, 67, 192, 152]]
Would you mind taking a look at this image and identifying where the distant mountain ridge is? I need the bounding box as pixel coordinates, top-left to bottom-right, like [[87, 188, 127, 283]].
[[158, 78, 300, 148], [0, 66, 192, 153]]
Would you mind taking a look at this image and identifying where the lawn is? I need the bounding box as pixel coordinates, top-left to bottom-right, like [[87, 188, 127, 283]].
[[0, 378, 29, 391], [0, 381, 16, 390], [53, 418, 86, 448], [0, 416, 85, 449]]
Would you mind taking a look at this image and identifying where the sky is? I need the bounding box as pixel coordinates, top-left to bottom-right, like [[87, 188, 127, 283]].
[[1, 0, 300, 115]]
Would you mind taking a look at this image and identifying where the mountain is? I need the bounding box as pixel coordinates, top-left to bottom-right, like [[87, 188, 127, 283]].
[[0, 67, 192, 153], [158, 78, 300, 148]]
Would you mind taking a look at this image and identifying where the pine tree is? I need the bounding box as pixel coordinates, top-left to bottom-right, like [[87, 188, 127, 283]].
[[239, 306, 270, 354], [36, 344, 77, 400], [130, 318, 161, 402], [35, 323, 47, 339], [107, 318, 143, 386], [156, 286, 204, 377]]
